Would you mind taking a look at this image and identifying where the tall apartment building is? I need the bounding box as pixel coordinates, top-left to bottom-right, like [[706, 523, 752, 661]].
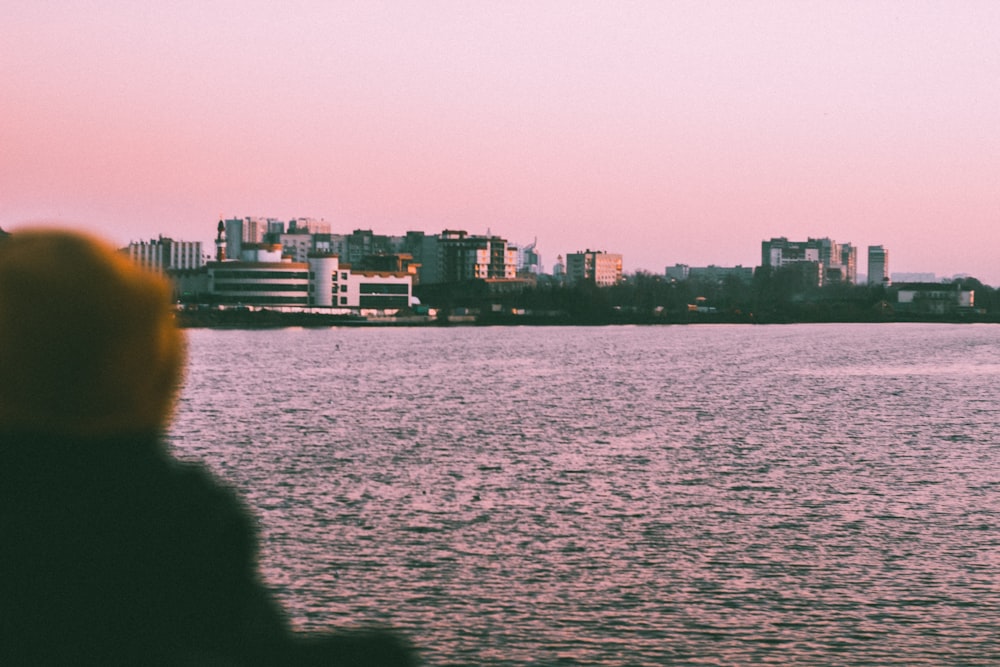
[[287, 218, 330, 235], [419, 230, 516, 284], [566, 250, 623, 287], [127, 237, 204, 273], [222, 218, 245, 260], [761, 237, 857, 286], [342, 229, 398, 265], [225, 216, 307, 259], [276, 231, 314, 262], [868, 245, 890, 286], [839, 243, 858, 284], [813, 238, 858, 284]]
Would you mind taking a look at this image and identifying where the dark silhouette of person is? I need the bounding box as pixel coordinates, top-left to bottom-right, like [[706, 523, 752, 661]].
[[0, 229, 415, 666]]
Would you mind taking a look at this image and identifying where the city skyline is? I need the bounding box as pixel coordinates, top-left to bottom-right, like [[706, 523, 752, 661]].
[[3, 2, 999, 283], [131, 220, 943, 287]]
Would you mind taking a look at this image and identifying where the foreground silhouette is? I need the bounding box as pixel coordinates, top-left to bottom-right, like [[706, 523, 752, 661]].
[[0, 230, 415, 666]]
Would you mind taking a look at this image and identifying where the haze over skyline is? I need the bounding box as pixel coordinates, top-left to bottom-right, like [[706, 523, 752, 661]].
[[3, 1, 998, 283]]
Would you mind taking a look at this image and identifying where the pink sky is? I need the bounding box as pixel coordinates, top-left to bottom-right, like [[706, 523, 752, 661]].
[[3, 1, 999, 282]]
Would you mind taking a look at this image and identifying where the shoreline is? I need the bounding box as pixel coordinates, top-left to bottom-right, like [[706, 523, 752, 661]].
[[175, 308, 998, 329]]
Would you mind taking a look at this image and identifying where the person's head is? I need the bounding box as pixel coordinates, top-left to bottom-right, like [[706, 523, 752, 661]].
[[0, 229, 185, 437]]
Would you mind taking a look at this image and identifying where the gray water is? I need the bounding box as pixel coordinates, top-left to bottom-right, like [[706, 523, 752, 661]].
[[169, 323, 1000, 666]]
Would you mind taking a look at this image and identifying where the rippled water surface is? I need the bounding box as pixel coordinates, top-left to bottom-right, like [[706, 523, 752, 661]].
[[169, 324, 1000, 665]]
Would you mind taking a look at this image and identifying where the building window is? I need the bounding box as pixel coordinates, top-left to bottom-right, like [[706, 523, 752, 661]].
[[340, 296, 348, 305], [359, 295, 408, 308], [212, 270, 309, 280], [359, 283, 409, 295], [214, 283, 309, 292]]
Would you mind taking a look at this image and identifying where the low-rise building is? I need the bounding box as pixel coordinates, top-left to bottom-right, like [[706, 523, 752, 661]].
[[205, 247, 412, 311], [895, 283, 974, 315], [665, 264, 690, 281], [667, 264, 753, 283]]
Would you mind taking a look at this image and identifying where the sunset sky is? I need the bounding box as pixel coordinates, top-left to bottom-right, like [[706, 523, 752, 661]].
[[3, 1, 998, 282]]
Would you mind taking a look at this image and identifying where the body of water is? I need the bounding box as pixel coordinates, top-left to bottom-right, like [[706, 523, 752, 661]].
[[169, 323, 1000, 665]]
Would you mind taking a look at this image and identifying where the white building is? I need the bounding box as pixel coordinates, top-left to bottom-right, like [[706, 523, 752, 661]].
[[206, 248, 412, 310], [127, 237, 205, 273], [341, 269, 413, 309], [208, 254, 311, 307], [896, 284, 973, 314]]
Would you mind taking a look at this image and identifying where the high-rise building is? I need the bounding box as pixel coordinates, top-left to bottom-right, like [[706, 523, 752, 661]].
[[242, 217, 267, 245], [840, 243, 858, 284], [343, 229, 397, 265], [761, 237, 820, 267], [223, 218, 244, 260], [552, 255, 566, 283], [868, 245, 890, 286], [566, 250, 623, 286], [276, 231, 313, 263], [761, 237, 858, 286], [421, 230, 517, 284]]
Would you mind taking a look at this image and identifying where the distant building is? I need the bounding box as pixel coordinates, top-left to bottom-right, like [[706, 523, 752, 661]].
[[207, 259, 311, 308], [206, 220, 411, 310], [222, 218, 245, 259], [242, 217, 268, 245], [127, 237, 205, 273], [222, 216, 290, 257], [895, 283, 973, 314], [762, 237, 820, 267], [665, 264, 689, 281], [868, 245, 890, 286], [566, 250, 623, 286], [420, 230, 517, 284], [276, 231, 314, 262], [552, 255, 566, 283], [516, 239, 543, 275], [343, 229, 396, 265], [838, 243, 858, 284], [206, 249, 411, 310], [761, 237, 857, 286], [287, 218, 330, 235], [266, 220, 285, 237], [667, 264, 753, 283], [892, 272, 937, 283], [353, 253, 421, 284]]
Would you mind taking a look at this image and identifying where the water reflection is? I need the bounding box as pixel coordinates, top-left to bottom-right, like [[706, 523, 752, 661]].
[[171, 324, 1000, 665]]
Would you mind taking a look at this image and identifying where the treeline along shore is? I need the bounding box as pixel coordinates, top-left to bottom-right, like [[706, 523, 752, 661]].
[[176, 270, 1000, 328]]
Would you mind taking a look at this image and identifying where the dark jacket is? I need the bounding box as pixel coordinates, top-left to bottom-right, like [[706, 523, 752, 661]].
[[0, 431, 414, 666]]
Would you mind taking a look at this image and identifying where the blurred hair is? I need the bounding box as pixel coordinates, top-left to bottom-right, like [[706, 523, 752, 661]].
[[0, 229, 185, 436]]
